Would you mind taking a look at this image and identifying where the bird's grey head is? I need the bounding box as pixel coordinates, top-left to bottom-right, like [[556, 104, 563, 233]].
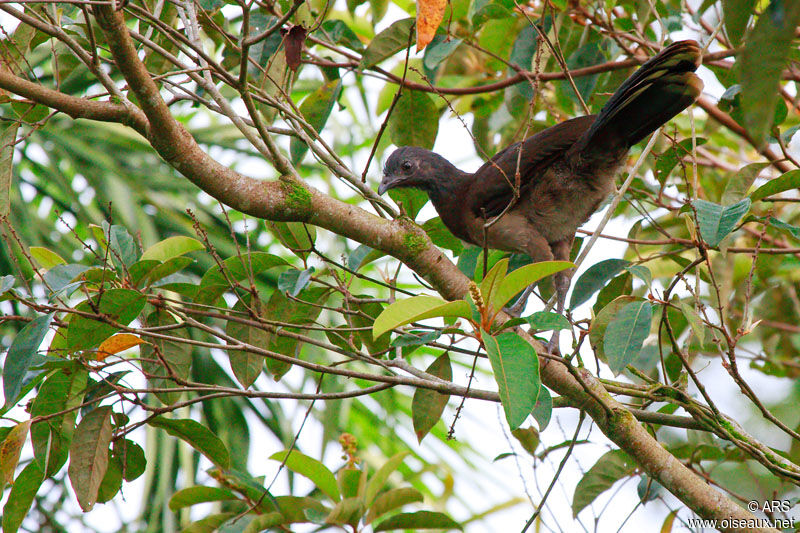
[[378, 146, 454, 195]]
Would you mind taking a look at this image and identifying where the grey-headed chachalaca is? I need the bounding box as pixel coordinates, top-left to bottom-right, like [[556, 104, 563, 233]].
[[378, 40, 703, 341]]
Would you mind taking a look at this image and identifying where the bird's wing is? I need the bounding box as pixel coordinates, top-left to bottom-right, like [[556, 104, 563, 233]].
[[467, 116, 596, 218]]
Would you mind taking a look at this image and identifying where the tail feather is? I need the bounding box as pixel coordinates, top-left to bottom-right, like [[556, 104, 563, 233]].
[[569, 40, 703, 156]]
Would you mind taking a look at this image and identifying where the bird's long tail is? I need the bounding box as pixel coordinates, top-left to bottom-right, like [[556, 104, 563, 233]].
[[569, 40, 703, 157]]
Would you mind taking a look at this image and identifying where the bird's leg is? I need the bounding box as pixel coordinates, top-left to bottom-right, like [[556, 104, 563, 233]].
[[547, 237, 575, 354], [501, 229, 554, 317]]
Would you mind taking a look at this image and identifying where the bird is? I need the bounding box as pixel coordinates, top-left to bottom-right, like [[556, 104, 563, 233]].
[[377, 40, 703, 349]]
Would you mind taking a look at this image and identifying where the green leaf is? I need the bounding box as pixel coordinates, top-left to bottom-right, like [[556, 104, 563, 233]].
[[270, 450, 340, 501], [1, 461, 43, 533], [365, 487, 424, 524], [0, 275, 13, 295], [365, 451, 409, 506], [572, 450, 637, 517], [140, 309, 192, 404], [493, 261, 574, 312], [412, 353, 452, 442], [273, 495, 326, 522], [148, 417, 231, 468], [423, 37, 462, 70], [68, 406, 114, 511], [105, 223, 138, 268], [654, 138, 707, 183], [112, 439, 146, 481], [3, 313, 54, 403], [169, 486, 238, 511], [526, 311, 571, 332], [721, 163, 768, 205], [750, 170, 800, 202], [140, 236, 204, 261], [325, 496, 363, 526], [691, 198, 750, 247], [277, 267, 314, 297], [531, 386, 552, 431], [361, 18, 415, 67], [722, 0, 756, 45], [0, 122, 18, 218], [199, 251, 288, 297], [318, 20, 364, 52], [374, 510, 462, 531], [680, 302, 706, 344], [67, 289, 146, 351], [387, 91, 439, 149], [603, 300, 653, 375], [266, 221, 316, 262], [290, 80, 343, 164], [739, 0, 800, 145], [422, 217, 463, 254], [373, 295, 471, 338], [570, 259, 630, 309], [226, 297, 268, 389], [242, 513, 287, 532], [29, 247, 66, 269], [479, 257, 508, 309], [511, 426, 540, 455], [30, 364, 88, 477], [387, 187, 429, 219], [483, 331, 540, 429]]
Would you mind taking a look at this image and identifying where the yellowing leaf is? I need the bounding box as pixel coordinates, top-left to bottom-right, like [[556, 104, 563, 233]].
[[96, 334, 146, 361], [416, 0, 447, 51]]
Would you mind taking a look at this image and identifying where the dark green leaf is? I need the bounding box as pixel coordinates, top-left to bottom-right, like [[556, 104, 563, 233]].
[[387, 91, 439, 149], [290, 80, 342, 164], [750, 170, 800, 202], [572, 449, 637, 517], [423, 36, 462, 71], [483, 331, 540, 429], [67, 289, 146, 352], [169, 486, 238, 511], [526, 311, 571, 332], [691, 198, 750, 247], [603, 300, 653, 375], [374, 510, 462, 531], [1, 461, 44, 533], [531, 386, 552, 431], [277, 267, 314, 297], [739, 0, 800, 145], [361, 18, 415, 67], [722, 0, 756, 45], [570, 259, 630, 309], [3, 313, 54, 403], [148, 416, 231, 468]]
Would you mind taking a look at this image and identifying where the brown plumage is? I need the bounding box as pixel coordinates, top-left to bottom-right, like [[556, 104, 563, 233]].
[[378, 40, 703, 331]]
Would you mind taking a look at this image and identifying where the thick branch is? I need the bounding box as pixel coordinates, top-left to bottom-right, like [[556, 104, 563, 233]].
[[0, 69, 149, 134]]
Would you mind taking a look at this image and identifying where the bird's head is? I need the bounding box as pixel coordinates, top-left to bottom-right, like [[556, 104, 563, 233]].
[[378, 146, 455, 195]]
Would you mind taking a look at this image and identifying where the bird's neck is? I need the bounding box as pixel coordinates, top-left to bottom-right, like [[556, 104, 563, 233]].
[[426, 169, 474, 243]]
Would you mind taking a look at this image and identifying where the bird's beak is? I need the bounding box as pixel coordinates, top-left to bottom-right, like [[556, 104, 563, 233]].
[[377, 174, 400, 195]]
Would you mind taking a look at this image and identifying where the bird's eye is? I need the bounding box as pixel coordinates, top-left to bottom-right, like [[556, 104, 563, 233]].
[[401, 161, 413, 172]]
